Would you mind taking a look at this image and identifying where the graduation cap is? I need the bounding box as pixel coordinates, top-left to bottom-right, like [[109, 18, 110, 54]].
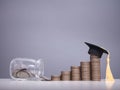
[[85, 42, 108, 58]]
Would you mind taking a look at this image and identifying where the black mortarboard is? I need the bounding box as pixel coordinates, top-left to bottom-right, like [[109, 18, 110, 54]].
[[85, 42, 108, 58]]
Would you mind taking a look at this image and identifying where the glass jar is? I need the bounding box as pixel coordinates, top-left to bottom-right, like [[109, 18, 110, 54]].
[[10, 58, 44, 80]]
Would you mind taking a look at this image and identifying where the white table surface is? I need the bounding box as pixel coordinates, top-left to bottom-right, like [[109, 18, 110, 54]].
[[0, 79, 120, 90]]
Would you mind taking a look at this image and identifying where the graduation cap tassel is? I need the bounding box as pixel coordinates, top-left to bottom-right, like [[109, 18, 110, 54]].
[[105, 53, 114, 81]]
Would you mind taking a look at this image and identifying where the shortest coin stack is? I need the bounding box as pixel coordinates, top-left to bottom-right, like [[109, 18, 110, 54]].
[[51, 75, 61, 81], [71, 66, 81, 81], [61, 71, 71, 81]]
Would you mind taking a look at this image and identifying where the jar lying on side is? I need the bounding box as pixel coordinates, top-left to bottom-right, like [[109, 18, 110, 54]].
[[10, 58, 44, 80]]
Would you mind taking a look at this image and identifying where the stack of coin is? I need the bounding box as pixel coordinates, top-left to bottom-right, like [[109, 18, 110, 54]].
[[71, 66, 81, 81], [81, 62, 91, 80], [90, 55, 101, 81], [51, 75, 61, 81], [61, 71, 71, 81]]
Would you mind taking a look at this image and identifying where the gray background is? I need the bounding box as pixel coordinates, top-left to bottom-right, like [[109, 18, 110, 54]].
[[0, 0, 120, 79]]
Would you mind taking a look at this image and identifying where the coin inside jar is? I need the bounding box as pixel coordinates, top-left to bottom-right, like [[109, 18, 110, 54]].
[[12, 68, 34, 79]]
